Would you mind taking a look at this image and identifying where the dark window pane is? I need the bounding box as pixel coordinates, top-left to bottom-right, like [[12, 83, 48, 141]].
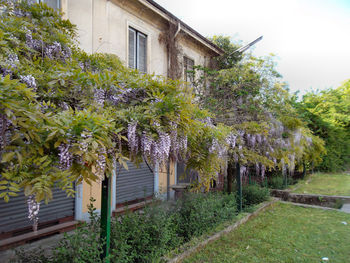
[[42, 0, 60, 10], [184, 56, 194, 83], [128, 28, 136, 69], [137, 33, 147, 73]]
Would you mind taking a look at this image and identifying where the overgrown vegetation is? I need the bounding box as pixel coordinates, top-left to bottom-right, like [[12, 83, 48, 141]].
[[0, 0, 229, 207], [294, 80, 350, 171], [12, 193, 241, 262], [191, 35, 325, 193], [242, 184, 270, 207]]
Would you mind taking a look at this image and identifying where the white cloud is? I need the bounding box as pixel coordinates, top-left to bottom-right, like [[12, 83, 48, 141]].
[[155, 0, 350, 94]]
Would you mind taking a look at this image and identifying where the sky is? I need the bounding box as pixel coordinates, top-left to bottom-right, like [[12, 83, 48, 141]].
[[155, 0, 350, 95]]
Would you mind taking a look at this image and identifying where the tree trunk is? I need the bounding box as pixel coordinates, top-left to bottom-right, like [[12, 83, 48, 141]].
[[227, 161, 234, 193]]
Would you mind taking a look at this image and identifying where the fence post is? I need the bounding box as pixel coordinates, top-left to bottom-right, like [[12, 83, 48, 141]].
[[100, 175, 111, 262], [236, 163, 242, 212]]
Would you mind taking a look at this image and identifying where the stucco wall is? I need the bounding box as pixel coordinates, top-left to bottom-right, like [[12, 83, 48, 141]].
[[62, 0, 215, 214], [65, 0, 168, 76]]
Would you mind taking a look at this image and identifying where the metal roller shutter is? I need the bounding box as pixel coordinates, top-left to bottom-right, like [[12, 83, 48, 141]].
[[116, 161, 154, 204], [0, 186, 75, 235]]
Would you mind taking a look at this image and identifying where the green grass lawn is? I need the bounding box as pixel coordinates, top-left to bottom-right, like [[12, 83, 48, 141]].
[[182, 202, 350, 263], [292, 172, 350, 196]]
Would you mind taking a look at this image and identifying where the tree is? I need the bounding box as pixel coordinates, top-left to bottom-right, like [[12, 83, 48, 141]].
[[191, 36, 323, 194], [295, 80, 350, 171]]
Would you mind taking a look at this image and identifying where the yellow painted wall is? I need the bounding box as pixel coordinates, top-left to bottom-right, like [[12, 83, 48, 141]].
[[82, 181, 102, 213], [158, 161, 176, 194]]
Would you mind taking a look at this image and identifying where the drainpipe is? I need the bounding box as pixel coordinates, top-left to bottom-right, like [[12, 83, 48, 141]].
[[167, 22, 181, 78], [173, 22, 181, 39], [166, 157, 170, 201]]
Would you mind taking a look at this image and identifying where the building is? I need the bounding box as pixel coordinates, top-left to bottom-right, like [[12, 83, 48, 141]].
[[0, 0, 223, 249]]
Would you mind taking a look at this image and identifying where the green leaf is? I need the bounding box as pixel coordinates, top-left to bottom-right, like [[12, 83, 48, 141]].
[[1, 152, 15, 163]]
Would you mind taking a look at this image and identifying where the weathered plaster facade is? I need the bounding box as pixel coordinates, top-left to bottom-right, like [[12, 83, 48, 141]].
[[60, 0, 222, 217]]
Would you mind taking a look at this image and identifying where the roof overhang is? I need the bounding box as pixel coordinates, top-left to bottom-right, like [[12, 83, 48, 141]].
[[138, 0, 224, 56]]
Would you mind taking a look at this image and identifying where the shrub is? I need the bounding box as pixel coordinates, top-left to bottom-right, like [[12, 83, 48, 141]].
[[110, 202, 180, 263], [173, 192, 237, 241], [268, 176, 285, 189], [13, 193, 237, 263], [13, 199, 103, 263], [268, 175, 296, 189], [242, 184, 270, 207]]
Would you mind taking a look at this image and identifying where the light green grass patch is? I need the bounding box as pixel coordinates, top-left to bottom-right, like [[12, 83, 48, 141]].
[[182, 202, 350, 263], [292, 172, 350, 196]]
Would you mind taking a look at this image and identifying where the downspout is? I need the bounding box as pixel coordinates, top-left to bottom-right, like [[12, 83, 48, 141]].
[[173, 22, 181, 39], [167, 22, 181, 78], [166, 156, 170, 201]]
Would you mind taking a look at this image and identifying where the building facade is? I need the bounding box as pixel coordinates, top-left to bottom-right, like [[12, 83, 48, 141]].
[[0, 0, 222, 248]]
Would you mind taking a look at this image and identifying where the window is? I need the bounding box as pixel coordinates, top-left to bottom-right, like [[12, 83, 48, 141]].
[[128, 27, 147, 73], [183, 56, 194, 83], [35, 0, 60, 10]]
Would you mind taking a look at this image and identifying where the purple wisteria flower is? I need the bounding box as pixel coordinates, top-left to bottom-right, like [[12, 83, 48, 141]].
[[127, 121, 138, 154], [58, 142, 72, 170], [27, 195, 40, 232], [20, 74, 36, 91]]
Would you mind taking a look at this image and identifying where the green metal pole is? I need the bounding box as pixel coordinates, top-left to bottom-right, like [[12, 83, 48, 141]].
[[302, 161, 306, 179], [100, 175, 111, 262], [236, 163, 242, 212]]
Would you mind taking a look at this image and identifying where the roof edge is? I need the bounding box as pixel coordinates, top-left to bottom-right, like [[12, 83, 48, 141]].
[[139, 0, 224, 56]]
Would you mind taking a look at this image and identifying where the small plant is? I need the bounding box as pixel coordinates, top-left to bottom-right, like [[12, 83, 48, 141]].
[[52, 197, 103, 263], [333, 199, 344, 209], [13, 198, 103, 263]]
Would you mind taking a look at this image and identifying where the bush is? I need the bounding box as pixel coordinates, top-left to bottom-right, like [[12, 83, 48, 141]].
[[173, 192, 237, 241], [13, 198, 103, 263], [242, 184, 270, 207], [14, 193, 237, 263], [110, 202, 180, 263], [268, 175, 296, 189], [268, 176, 285, 189]]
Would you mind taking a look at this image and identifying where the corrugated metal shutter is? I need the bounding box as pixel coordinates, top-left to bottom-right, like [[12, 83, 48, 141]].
[[116, 161, 154, 204], [0, 186, 75, 235]]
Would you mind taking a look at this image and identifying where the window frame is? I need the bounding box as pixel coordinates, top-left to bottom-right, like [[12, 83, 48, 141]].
[[128, 26, 148, 73], [183, 56, 195, 83], [36, 0, 61, 10]]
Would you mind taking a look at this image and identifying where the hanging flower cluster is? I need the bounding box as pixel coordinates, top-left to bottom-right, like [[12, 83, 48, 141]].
[[58, 141, 72, 170], [27, 195, 40, 232], [19, 74, 36, 91], [0, 114, 11, 151], [95, 149, 106, 182]]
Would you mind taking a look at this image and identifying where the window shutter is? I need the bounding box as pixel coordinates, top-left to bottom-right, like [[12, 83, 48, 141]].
[[137, 33, 147, 73], [128, 28, 136, 69], [42, 0, 60, 10]]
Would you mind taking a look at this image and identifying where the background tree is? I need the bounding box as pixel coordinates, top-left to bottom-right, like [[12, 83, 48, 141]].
[[295, 80, 350, 171], [192, 35, 324, 193]]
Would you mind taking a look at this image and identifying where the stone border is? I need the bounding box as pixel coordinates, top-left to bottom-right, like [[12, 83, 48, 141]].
[[270, 189, 350, 208], [167, 199, 278, 263], [279, 200, 344, 212]]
